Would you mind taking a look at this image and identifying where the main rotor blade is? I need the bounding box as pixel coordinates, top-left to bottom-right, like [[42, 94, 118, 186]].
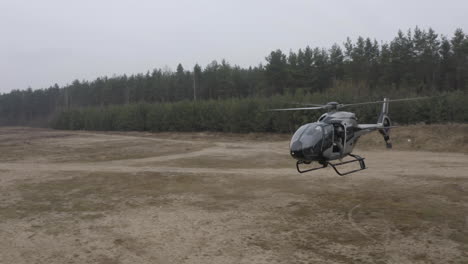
[[341, 96, 434, 108], [268, 106, 325, 111], [292, 102, 326, 107]]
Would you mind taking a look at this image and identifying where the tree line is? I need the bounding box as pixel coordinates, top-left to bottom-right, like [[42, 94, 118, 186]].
[[51, 91, 467, 133], [1, 27, 467, 129]]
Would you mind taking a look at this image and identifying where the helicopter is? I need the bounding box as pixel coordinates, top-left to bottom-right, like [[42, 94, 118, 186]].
[[271, 97, 428, 176]]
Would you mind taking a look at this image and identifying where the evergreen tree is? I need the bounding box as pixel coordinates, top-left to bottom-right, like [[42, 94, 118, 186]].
[[265, 49, 288, 95]]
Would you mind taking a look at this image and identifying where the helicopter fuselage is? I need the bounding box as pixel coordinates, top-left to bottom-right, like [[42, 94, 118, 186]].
[[289, 111, 371, 163]]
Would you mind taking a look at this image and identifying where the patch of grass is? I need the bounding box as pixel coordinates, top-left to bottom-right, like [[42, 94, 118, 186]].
[[0, 127, 212, 163], [449, 231, 468, 244], [313, 182, 468, 235], [412, 252, 428, 261], [225, 175, 468, 263], [151, 153, 292, 169], [0, 170, 259, 220], [357, 124, 468, 153], [0, 172, 168, 219]]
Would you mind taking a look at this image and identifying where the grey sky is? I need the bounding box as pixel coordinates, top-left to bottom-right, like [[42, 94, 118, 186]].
[[1, 0, 467, 93]]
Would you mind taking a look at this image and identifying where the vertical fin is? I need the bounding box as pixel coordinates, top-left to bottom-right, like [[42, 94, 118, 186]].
[[378, 98, 392, 148], [378, 98, 389, 123]]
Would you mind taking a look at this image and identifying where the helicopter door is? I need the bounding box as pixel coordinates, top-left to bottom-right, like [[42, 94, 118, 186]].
[[322, 124, 333, 150], [332, 124, 345, 153], [343, 124, 347, 154], [346, 125, 354, 142]]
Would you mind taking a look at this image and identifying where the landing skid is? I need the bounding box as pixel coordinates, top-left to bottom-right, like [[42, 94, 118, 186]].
[[296, 154, 366, 176]]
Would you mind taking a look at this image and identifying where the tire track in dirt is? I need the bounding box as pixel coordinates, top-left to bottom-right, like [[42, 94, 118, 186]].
[[347, 205, 404, 264], [347, 204, 376, 242], [0, 161, 296, 177]]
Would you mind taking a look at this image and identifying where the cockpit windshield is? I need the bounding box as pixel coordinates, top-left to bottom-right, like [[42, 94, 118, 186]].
[[300, 124, 323, 150], [290, 123, 333, 160]]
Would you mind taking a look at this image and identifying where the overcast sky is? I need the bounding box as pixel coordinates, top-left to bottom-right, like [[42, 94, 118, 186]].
[[1, 0, 467, 93]]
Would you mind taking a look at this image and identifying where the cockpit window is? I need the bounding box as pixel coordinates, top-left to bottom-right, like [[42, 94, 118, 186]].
[[306, 125, 322, 135], [322, 125, 333, 149], [291, 124, 308, 144], [290, 123, 334, 158], [300, 124, 324, 151]]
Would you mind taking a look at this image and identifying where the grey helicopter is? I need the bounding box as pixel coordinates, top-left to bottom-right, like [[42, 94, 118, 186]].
[[271, 97, 428, 176]]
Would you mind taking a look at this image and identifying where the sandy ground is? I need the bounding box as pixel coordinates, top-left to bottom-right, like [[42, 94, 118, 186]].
[[0, 127, 467, 264]]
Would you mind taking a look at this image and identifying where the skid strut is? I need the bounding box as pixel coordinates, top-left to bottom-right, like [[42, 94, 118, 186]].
[[296, 154, 366, 176], [296, 160, 328, 173]]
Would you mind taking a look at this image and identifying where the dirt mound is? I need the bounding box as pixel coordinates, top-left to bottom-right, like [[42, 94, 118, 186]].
[[356, 124, 468, 153]]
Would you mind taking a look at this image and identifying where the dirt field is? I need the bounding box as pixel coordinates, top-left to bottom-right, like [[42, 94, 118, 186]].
[[0, 126, 467, 264]]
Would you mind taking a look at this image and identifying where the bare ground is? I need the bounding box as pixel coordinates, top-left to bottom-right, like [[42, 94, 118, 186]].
[[0, 126, 467, 264]]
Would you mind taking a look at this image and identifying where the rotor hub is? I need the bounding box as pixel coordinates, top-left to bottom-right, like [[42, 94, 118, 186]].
[[325, 102, 342, 111]]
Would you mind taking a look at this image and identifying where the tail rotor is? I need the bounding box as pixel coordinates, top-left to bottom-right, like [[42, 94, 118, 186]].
[[378, 98, 392, 148]]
